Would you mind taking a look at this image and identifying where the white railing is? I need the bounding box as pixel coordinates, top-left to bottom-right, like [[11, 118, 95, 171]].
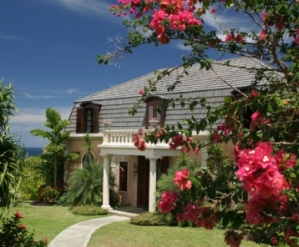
[[103, 129, 154, 145]]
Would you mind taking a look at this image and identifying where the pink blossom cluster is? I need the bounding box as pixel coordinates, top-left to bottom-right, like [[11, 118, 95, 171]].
[[236, 142, 290, 198], [169, 134, 199, 155], [111, 0, 157, 17], [169, 134, 184, 149], [133, 129, 146, 151], [224, 230, 243, 247], [235, 142, 297, 225], [176, 202, 218, 229], [260, 11, 299, 43], [224, 33, 244, 43], [211, 123, 232, 143], [173, 168, 192, 190], [149, 0, 201, 43], [158, 190, 178, 213]]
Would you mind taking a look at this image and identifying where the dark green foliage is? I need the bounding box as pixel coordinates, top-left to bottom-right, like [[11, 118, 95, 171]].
[[70, 205, 108, 216], [0, 212, 48, 247], [30, 108, 79, 187], [130, 212, 173, 226], [156, 154, 200, 199], [55, 192, 71, 206], [19, 156, 46, 201], [0, 81, 23, 208], [67, 161, 119, 207]]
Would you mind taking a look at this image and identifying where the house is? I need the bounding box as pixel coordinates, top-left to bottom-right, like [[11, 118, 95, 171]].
[[65, 57, 269, 212]]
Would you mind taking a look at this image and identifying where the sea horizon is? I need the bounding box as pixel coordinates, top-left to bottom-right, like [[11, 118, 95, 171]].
[[23, 147, 43, 157]]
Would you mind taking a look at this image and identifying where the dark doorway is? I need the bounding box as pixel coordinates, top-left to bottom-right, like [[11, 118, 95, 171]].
[[137, 156, 149, 209]]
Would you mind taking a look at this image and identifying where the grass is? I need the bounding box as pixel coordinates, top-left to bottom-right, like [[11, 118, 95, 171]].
[[1, 203, 265, 246], [87, 221, 263, 247], [1, 203, 107, 242]]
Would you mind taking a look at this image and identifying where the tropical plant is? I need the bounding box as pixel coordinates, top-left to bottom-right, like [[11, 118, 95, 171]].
[[30, 108, 79, 187], [19, 156, 46, 201], [67, 161, 119, 207], [0, 80, 23, 208], [98, 0, 299, 246], [0, 211, 48, 247]]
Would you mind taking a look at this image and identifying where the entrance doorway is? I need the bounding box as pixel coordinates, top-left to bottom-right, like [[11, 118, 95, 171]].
[[137, 156, 149, 209]]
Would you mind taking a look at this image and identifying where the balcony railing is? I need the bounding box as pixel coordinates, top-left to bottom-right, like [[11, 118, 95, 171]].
[[102, 129, 163, 146]]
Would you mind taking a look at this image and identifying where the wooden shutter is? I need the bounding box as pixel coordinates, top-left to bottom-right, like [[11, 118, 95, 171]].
[[92, 106, 100, 133], [76, 107, 84, 133]]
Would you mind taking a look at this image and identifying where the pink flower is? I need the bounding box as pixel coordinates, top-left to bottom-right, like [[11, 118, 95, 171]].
[[224, 231, 243, 247], [19, 223, 26, 229], [174, 168, 192, 190], [15, 212, 23, 219], [169, 134, 184, 149], [251, 90, 259, 98], [271, 237, 278, 246], [158, 190, 178, 213], [210, 8, 217, 14], [212, 131, 222, 143], [138, 89, 144, 95], [225, 33, 235, 42], [251, 111, 261, 121], [235, 34, 243, 43], [259, 29, 267, 40], [236, 142, 289, 199]]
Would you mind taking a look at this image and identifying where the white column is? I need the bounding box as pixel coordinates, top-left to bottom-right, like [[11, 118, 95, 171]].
[[101, 155, 112, 210], [148, 157, 157, 213]]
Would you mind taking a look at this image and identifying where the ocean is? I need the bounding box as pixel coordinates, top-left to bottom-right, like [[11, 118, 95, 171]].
[[23, 147, 43, 157]]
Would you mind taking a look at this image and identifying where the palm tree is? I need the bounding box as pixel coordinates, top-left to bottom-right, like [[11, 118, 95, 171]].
[[67, 161, 119, 207], [30, 108, 79, 187]]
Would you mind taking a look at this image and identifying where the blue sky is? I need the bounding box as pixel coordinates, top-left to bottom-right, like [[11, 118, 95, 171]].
[[1, 0, 253, 147]]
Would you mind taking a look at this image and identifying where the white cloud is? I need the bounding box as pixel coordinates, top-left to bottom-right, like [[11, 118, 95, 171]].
[[67, 88, 79, 94], [10, 106, 73, 147], [24, 93, 56, 99], [10, 106, 72, 124], [49, 0, 111, 17], [0, 34, 25, 42]]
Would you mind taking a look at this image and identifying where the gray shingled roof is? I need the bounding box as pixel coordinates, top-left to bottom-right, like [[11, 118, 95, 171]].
[[66, 57, 271, 133]]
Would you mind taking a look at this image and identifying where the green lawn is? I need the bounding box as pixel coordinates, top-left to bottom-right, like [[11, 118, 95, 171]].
[[1, 203, 106, 242], [1, 203, 264, 247], [88, 221, 263, 247]]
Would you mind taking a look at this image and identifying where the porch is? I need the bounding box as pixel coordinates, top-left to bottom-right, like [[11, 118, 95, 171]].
[[99, 129, 209, 213]]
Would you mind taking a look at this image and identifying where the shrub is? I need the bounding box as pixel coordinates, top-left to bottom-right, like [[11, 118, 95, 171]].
[[0, 212, 48, 247], [55, 192, 71, 207], [67, 161, 119, 207], [70, 205, 108, 216], [19, 156, 46, 201], [37, 185, 59, 205], [130, 212, 174, 226]]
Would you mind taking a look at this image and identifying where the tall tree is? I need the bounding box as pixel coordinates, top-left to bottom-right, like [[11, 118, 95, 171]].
[[0, 80, 23, 208], [31, 108, 78, 187], [98, 1, 299, 246]]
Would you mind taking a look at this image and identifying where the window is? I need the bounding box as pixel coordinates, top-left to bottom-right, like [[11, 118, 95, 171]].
[[76, 101, 101, 133], [145, 97, 166, 129], [226, 87, 256, 129], [119, 162, 128, 191]]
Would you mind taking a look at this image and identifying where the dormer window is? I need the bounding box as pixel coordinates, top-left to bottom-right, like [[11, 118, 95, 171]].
[[145, 96, 166, 129], [76, 101, 101, 133], [226, 87, 256, 129]]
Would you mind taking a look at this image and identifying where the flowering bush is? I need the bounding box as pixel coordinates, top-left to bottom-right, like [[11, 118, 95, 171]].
[[37, 185, 59, 205], [99, 0, 299, 246], [0, 212, 48, 247]]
